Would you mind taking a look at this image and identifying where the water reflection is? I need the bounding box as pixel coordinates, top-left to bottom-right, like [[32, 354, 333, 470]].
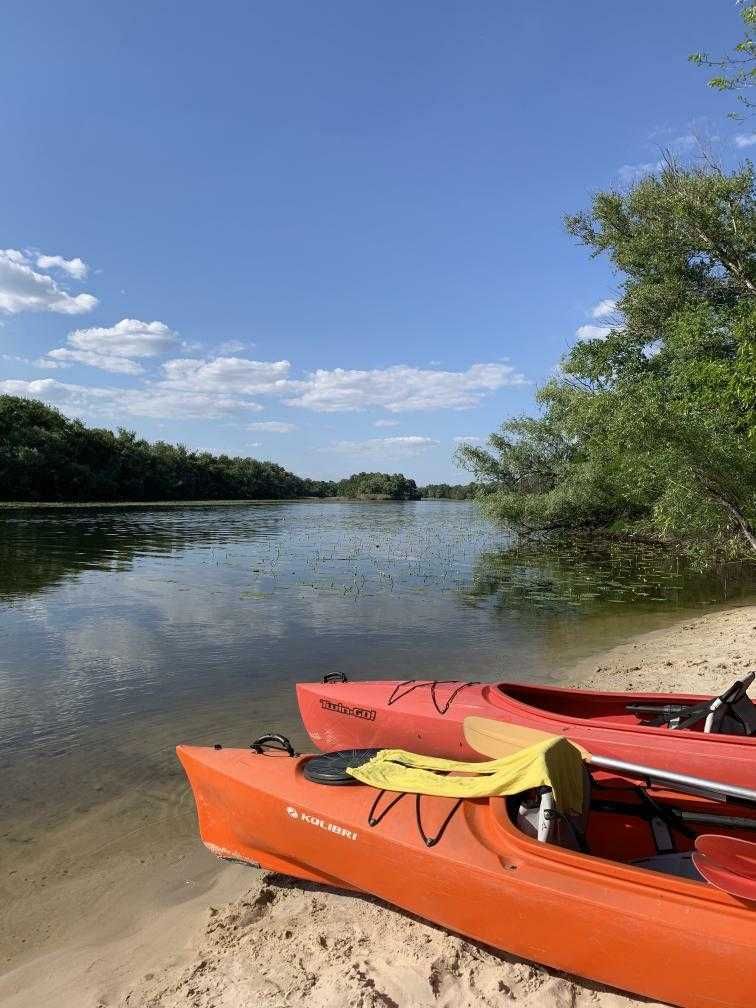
[[0, 503, 288, 599], [0, 501, 752, 826], [465, 541, 753, 615]]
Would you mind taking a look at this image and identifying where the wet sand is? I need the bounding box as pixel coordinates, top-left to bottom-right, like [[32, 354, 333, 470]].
[[0, 602, 753, 1008]]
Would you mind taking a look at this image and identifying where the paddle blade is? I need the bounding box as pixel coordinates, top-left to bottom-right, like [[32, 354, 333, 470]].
[[692, 851, 756, 902], [463, 717, 592, 760], [695, 834, 756, 877]]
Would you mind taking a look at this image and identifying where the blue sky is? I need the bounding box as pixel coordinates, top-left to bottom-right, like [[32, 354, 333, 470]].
[[1, 2, 753, 483]]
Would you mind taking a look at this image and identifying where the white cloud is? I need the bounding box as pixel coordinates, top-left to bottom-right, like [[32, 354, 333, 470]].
[[0, 378, 263, 421], [0, 249, 97, 315], [576, 324, 613, 341], [373, 419, 400, 428], [591, 299, 617, 319], [36, 254, 89, 279], [68, 318, 178, 357], [33, 357, 68, 369], [331, 435, 439, 457], [617, 161, 663, 185], [5, 350, 529, 428], [734, 133, 756, 149], [247, 420, 297, 433], [160, 356, 291, 395], [453, 435, 483, 445], [216, 339, 251, 354], [39, 318, 179, 374], [283, 362, 526, 413], [45, 347, 145, 375]]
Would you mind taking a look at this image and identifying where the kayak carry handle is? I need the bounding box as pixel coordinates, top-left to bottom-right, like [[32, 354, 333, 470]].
[[323, 671, 348, 683], [250, 733, 297, 756]]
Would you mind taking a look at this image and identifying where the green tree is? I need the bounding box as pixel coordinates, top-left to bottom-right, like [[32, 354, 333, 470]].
[[0, 396, 323, 503], [690, 3, 756, 118], [335, 472, 420, 500], [459, 161, 756, 561]]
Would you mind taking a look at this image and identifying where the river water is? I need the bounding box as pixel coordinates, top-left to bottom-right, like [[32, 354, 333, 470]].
[[0, 500, 752, 978]]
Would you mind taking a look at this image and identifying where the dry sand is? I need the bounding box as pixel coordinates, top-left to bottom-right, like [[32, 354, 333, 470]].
[[1, 603, 753, 1008]]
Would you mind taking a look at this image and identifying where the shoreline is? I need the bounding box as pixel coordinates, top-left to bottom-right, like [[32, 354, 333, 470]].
[[0, 497, 450, 510], [1, 602, 753, 1007]]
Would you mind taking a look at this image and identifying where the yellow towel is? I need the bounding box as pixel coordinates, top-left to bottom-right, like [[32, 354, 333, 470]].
[[346, 736, 584, 813]]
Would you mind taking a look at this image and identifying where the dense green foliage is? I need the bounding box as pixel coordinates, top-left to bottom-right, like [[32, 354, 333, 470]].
[[690, 3, 755, 118], [418, 482, 479, 500], [0, 396, 430, 504], [328, 471, 420, 500], [458, 160, 756, 562], [0, 395, 314, 501]]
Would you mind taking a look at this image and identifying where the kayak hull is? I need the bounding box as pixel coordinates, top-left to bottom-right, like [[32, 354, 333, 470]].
[[296, 680, 756, 788], [178, 743, 756, 1008]]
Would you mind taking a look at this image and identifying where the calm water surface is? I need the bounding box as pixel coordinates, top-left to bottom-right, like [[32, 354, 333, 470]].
[[1, 499, 752, 829], [1, 499, 755, 972]]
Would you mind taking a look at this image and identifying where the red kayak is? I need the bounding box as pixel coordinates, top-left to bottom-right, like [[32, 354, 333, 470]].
[[297, 673, 756, 788]]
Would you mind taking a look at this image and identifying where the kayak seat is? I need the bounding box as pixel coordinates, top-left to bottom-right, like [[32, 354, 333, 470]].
[[713, 697, 756, 737], [511, 765, 592, 852], [627, 672, 756, 735], [512, 770, 700, 871]]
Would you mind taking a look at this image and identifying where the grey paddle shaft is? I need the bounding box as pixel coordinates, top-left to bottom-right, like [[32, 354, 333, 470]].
[[589, 755, 756, 804]]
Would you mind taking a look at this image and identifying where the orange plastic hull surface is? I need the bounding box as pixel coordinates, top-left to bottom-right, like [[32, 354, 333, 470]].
[[296, 680, 756, 789], [177, 744, 756, 1008]]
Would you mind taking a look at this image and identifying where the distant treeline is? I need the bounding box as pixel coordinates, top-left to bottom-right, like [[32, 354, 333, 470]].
[[0, 397, 474, 504], [419, 482, 479, 500], [318, 471, 421, 500]]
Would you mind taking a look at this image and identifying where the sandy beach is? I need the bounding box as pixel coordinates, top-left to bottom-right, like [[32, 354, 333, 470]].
[[1, 602, 753, 1008]]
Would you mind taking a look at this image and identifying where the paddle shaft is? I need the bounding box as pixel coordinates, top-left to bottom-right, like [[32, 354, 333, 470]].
[[463, 716, 756, 804], [590, 755, 756, 805]]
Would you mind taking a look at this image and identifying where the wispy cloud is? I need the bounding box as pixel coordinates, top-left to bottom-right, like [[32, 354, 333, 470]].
[[0, 249, 97, 315], [160, 356, 291, 395], [734, 133, 756, 149], [591, 299, 617, 319], [216, 339, 253, 354], [0, 378, 264, 421], [247, 420, 296, 433], [453, 435, 483, 445], [576, 324, 613, 341], [6, 356, 528, 422], [617, 161, 663, 186], [36, 254, 89, 280], [43, 348, 146, 375], [331, 435, 439, 457], [373, 419, 400, 428], [283, 362, 527, 413]]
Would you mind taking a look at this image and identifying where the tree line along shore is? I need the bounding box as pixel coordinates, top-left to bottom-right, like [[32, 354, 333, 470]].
[[0, 396, 477, 504]]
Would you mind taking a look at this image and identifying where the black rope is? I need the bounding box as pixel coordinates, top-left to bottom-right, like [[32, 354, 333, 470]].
[[366, 789, 463, 847], [386, 680, 478, 715], [368, 789, 406, 827], [415, 794, 464, 847]]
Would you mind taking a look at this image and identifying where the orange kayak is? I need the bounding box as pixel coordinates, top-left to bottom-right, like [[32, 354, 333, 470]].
[[178, 741, 756, 1008], [296, 676, 756, 788]]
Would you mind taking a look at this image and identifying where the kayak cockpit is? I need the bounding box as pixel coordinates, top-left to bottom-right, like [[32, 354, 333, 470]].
[[504, 768, 756, 890], [496, 674, 756, 736]]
